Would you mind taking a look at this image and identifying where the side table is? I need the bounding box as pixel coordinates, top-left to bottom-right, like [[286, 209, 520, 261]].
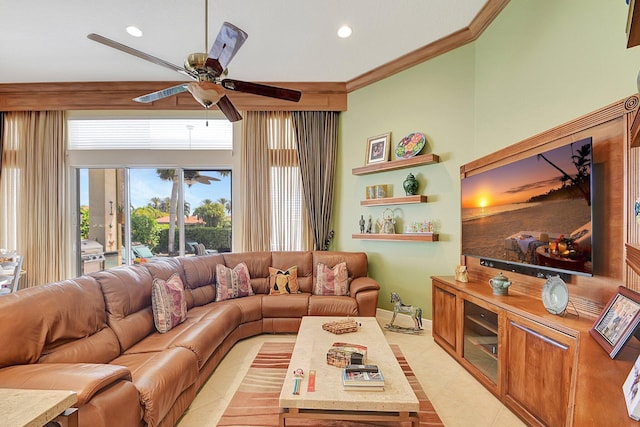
[[0, 388, 78, 427]]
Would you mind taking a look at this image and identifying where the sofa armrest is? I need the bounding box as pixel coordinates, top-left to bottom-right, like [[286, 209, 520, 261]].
[[350, 277, 380, 296], [0, 363, 132, 405]]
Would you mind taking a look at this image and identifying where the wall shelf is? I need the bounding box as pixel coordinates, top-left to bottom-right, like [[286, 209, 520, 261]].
[[360, 195, 428, 206], [352, 153, 440, 175], [352, 233, 438, 242]]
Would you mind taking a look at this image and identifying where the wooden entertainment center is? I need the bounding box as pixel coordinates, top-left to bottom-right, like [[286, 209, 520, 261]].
[[432, 94, 640, 426]]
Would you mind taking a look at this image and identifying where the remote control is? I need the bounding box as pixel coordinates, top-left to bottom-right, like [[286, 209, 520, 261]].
[[345, 364, 378, 373]]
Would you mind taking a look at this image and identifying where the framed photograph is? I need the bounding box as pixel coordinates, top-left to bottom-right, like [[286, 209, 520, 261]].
[[366, 133, 391, 165], [589, 286, 640, 358], [623, 354, 640, 420]]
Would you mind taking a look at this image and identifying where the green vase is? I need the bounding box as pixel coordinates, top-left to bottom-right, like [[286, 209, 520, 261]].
[[403, 173, 418, 195]]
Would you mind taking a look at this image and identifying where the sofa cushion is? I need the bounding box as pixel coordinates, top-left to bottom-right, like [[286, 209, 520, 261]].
[[262, 293, 309, 318], [222, 252, 272, 294], [178, 254, 222, 288], [314, 262, 349, 296], [111, 347, 198, 427], [123, 303, 242, 369], [0, 362, 132, 405], [93, 265, 156, 352], [271, 251, 313, 293], [216, 295, 263, 324], [0, 276, 119, 368], [215, 262, 254, 301], [269, 266, 300, 294], [308, 295, 359, 316], [313, 251, 368, 280], [151, 273, 187, 333]]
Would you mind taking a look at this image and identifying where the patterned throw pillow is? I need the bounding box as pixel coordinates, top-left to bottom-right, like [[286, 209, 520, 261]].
[[215, 263, 254, 302], [151, 273, 187, 333], [269, 266, 300, 295], [313, 262, 349, 296]]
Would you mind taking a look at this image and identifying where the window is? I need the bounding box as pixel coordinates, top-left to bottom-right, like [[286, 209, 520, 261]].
[[78, 167, 232, 274], [68, 118, 232, 150], [266, 113, 310, 251], [71, 115, 234, 275]]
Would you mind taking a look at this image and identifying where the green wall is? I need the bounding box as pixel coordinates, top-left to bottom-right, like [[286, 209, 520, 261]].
[[336, 0, 640, 317]]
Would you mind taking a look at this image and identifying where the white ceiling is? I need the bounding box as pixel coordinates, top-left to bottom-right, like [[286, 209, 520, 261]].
[[0, 0, 487, 84]]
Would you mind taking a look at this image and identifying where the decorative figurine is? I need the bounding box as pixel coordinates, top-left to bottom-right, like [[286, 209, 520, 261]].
[[377, 208, 396, 234], [292, 368, 304, 395], [359, 215, 365, 233], [455, 265, 469, 282], [403, 173, 419, 196], [385, 292, 423, 334], [366, 216, 372, 233]]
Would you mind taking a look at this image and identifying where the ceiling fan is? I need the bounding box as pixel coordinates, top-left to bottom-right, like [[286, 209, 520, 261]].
[[87, 21, 301, 122]]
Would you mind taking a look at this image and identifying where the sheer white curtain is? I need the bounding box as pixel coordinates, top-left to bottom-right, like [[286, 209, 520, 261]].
[[240, 111, 312, 251], [0, 111, 71, 287]]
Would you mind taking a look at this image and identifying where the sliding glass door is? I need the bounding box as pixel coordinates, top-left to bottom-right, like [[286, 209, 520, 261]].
[[78, 167, 231, 275]]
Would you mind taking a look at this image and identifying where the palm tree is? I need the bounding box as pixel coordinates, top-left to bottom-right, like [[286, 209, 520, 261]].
[[217, 198, 231, 215], [536, 142, 591, 205], [156, 169, 221, 253], [157, 169, 180, 253], [148, 197, 162, 209]]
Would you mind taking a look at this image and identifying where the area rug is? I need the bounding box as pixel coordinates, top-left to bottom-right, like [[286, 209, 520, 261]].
[[217, 342, 444, 426]]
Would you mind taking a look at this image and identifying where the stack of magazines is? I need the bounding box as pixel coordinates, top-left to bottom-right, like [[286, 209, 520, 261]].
[[341, 364, 384, 391]]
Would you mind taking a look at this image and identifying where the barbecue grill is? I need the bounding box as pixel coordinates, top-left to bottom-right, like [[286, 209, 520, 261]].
[[81, 239, 105, 274]]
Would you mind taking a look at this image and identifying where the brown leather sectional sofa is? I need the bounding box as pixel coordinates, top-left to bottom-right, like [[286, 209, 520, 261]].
[[0, 251, 379, 426]]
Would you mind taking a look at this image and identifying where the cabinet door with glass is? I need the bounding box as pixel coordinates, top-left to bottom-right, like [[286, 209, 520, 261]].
[[462, 296, 500, 393]]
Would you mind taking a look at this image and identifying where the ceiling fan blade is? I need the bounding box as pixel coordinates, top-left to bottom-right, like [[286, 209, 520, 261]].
[[221, 79, 301, 102], [87, 33, 196, 79], [204, 22, 248, 76], [133, 84, 189, 103], [216, 95, 243, 122]]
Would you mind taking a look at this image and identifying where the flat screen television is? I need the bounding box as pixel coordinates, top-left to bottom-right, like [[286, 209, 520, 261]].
[[461, 137, 593, 278]]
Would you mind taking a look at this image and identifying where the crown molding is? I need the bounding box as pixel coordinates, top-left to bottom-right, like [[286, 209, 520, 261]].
[[346, 0, 510, 92], [0, 1, 509, 111]]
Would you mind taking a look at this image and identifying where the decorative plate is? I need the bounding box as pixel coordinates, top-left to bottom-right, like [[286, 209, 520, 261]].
[[542, 276, 569, 315], [395, 132, 426, 159]]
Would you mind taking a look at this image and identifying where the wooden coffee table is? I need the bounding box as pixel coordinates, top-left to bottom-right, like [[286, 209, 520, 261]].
[[279, 316, 419, 426]]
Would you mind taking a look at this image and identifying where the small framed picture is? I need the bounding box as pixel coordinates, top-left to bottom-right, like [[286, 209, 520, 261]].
[[623, 354, 640, 420], [366, 133, 391, 165], [589, 286, 640, 358]]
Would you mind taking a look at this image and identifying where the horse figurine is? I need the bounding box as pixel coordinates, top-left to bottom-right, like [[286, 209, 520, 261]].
[[389, 292, 423, 331]]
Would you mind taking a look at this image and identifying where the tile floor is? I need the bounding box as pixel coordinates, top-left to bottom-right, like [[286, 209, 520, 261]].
[[176, 312, 525, 427]]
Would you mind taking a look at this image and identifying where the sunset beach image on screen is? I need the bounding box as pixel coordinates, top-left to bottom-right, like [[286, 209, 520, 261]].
[[461, 137, 593, 276]]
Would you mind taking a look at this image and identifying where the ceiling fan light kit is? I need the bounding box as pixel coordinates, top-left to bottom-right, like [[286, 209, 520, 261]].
[[87, 21, 301, 122]]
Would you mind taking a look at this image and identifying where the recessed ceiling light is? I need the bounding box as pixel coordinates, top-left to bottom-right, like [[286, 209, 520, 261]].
[[337, 25, 352, 39], [126, 26, 143, 37]]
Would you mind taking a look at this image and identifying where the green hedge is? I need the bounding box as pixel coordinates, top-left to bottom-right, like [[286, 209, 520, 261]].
[[156, 227, 232, 254]]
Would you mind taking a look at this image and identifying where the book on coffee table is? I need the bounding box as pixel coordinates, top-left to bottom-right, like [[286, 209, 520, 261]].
[[342, 367, 385, 391]]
